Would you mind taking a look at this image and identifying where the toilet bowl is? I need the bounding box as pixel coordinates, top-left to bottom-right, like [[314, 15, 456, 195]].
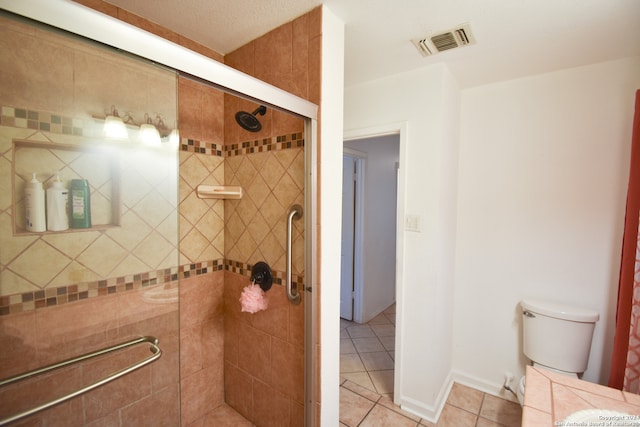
[[517, 299, 599, 405]]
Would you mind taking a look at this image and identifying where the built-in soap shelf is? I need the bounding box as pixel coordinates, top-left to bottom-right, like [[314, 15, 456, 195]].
[[196, 185, 243, 200], [12, 139, 121, 235]]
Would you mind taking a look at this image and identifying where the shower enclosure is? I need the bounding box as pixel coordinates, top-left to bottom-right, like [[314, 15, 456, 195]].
[[0, 3, 317, 426]]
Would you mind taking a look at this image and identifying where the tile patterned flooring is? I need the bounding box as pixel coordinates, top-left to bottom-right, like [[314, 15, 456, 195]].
[[340, 304, 523, 426]]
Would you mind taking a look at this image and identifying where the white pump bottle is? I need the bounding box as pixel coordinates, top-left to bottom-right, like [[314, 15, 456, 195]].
[[25, 172, 46, 232], [46, 175, 69, 231]]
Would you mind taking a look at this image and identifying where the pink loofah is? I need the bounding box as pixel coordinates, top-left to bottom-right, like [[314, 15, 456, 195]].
[[239, 284, 269, 313]]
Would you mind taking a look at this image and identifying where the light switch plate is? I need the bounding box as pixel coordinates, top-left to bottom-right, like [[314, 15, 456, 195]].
[[405, 215, 420, 232]]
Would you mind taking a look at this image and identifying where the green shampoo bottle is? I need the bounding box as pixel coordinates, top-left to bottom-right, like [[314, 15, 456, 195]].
[[70, 179, 91, 228]]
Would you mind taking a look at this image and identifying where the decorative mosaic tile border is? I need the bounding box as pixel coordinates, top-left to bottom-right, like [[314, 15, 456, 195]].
[[0, 259, 305, 316], [0, 106, 304, 158], [0, 266, 181, 316], [182, 133, 305, 158], [180, 138, 225, 156], [0, 106, 84, 136], [225, 132, 304, 157]]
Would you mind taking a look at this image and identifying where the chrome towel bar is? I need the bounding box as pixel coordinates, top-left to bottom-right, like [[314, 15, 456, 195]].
[[0, 335, 162, 426]]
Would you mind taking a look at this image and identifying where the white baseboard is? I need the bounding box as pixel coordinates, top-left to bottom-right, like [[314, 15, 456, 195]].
[[393, 370, 521, 424], [396, 372, 454, 423], [450, 369, 519, 403]]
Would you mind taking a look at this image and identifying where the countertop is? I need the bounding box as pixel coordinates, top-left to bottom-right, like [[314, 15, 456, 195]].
[[522, 365, 640, 426]]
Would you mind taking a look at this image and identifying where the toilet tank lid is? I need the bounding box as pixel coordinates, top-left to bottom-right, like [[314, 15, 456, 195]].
[[521, 299, 600, 322]]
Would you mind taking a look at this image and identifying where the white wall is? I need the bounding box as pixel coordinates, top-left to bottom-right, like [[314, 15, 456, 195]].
[[319, 5, 344, 427], [452, 57, 640, 397], [344, 64, 460, 420], [344, 135, 399, 322]]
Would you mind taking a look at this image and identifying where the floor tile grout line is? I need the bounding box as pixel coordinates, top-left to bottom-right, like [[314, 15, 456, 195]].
[[341, 308, 399, 423], [342, 318, 395, 397]]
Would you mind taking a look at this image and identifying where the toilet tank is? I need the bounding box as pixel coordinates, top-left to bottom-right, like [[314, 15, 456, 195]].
[[521, 299, 599, 374]]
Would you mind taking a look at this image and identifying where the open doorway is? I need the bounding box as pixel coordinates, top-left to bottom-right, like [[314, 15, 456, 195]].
[[341, 134, 399, 323], [339, 134, 399, 399], [339, 123, 406, 412]]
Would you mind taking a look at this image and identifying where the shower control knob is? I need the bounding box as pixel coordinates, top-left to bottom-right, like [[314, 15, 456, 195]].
[[250, 261, 273, 292]]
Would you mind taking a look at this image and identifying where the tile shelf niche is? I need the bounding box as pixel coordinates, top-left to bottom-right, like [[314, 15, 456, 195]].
[[12, 139, 122, 235]]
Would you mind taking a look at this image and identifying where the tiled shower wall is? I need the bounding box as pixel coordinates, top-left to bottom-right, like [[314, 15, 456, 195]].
[[0, 3, 322, 426], [175, 6, 320, 425], [220, 8, 320, 426], [0, 15, 181, 426], [72, 1, 323, 424], [178, 76, 307, 426]]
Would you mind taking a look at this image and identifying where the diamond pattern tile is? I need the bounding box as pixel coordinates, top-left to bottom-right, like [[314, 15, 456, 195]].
[[246, 212, 270, 247], [134, 230, 174, 269], [221, 147, 305, 274], [77, 234, 128, 277], [245, 173, 270, 209], [106, 211, 152, 251], [195, 206, 224, 242], [263, 157, 288, 191], [48, 260, 101, 288], [180, 227, 212, 263], [134, 150, 175, 189], [156, 211, 179, 245], [14, 146, 65, 184], [111, 254, 153, 279], [68, 151, 111, 187], [233, 156, 258, 186], [234, 197, 259, 226], [49, 147, 82, 165], [181, 190, 209, 226], [120, 165, 153, 209], [201, 154, 225, 180], [272, 172, 301, 209], [134, 190, 175, 229], [180, 152, 212, 189], [198, 239, 223, 262], [0, 268, 38, 296], [9, 240, 71, 288], [41, 231, 100, 259], [0, 212, 38, 264]]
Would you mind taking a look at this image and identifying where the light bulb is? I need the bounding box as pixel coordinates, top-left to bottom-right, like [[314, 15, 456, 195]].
[[139, 123, 161, 146], [104, 115, 128, 139]]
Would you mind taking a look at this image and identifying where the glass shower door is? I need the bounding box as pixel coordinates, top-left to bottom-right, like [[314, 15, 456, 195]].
[[0, 13, 180, 425]]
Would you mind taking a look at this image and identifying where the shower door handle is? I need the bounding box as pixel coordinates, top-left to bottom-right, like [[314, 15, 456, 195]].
[[286, 204, 303, 304]]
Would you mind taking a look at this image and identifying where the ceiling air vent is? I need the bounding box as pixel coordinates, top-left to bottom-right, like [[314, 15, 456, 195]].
[[412, 24, 476, 57]]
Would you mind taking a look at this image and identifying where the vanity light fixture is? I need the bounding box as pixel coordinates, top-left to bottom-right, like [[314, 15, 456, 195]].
[[98, 107, 177, 146]]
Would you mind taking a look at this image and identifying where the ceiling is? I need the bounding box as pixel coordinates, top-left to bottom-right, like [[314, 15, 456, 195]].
[[104, 0, 640, 88]]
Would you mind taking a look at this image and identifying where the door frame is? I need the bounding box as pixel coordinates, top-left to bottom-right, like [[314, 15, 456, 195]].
[[341, 148, 366, 322], [344, 121, 407, 405]]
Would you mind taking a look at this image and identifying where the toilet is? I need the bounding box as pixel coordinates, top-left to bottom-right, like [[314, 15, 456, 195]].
[[517, 299, 599, 404]]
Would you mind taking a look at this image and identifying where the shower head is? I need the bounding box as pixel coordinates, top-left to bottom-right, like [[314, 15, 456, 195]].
[[235, 105, 267, 132]]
